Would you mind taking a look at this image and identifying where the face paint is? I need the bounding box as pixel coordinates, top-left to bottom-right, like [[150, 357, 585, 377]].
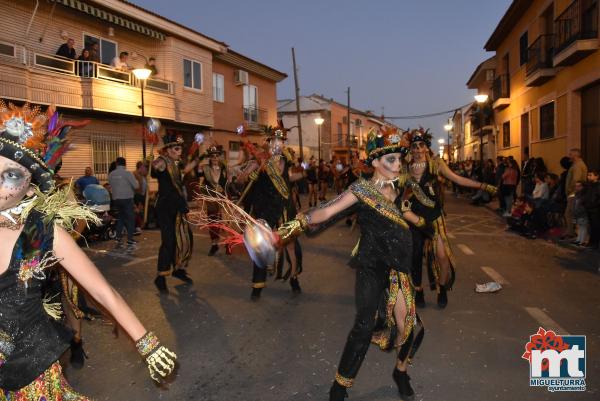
[[375, 152, 402, 179], [269, 138, 284, 156], [410, 141, 428, 162], [167, 146, 183, 161], [0, 156, 32, 212]]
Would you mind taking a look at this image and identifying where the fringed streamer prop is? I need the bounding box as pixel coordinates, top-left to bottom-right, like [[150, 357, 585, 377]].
[[187, 189, 276, 268]]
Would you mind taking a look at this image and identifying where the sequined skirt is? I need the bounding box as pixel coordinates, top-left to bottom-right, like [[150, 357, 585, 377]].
[[1, 362, 90, 401]]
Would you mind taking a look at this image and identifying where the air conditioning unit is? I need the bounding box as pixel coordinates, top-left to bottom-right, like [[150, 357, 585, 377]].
[[355, 119, 362, 126], [234, 70, 249, 86]]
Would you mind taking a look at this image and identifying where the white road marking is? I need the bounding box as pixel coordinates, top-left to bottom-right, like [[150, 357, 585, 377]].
[[123, 255, 158, 267], [524, 307, 570, 335], [84, 248, 134, 260], [447, 232, 456, 239], [480, 266, 509, 285], [457, 244, 475, 255]]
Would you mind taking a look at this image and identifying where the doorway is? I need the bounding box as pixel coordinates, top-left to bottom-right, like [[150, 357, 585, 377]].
[[582, 81, 600, 170]]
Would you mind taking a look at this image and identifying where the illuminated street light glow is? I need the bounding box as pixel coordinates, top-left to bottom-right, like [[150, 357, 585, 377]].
[[474, 94, 489, 103]]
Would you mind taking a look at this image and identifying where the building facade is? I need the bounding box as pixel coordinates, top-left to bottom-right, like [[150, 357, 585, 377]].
[[466, 0, 600, 172], [279, 94, 389, 162], [0, 0, 285, 181]]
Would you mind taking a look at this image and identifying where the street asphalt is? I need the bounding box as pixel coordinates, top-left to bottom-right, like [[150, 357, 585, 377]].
[[65, 193, 599, 401]]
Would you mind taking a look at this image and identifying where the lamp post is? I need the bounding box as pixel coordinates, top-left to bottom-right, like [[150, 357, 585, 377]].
[[314, 116, 324, 161], [133, 67, 152, 161], [474, 94, 489, 167], [444, 122, 453, 163]]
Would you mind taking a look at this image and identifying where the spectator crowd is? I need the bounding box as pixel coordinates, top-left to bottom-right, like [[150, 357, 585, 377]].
[[449, 148, 599, 250]]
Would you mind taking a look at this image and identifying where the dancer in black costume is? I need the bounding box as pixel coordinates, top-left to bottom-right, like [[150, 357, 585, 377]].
[[0, 102, 176, 399], [401, 128, 496, 308], [237, 124, 305, 299], [274, 127, 426, 400], [151, 132, 197, 293]]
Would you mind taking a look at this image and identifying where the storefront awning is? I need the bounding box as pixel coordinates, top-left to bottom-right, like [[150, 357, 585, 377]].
[[52, 0, 166, 41]]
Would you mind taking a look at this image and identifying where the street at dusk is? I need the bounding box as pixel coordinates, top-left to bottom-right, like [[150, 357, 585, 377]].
[[64, 195, 599, 401]]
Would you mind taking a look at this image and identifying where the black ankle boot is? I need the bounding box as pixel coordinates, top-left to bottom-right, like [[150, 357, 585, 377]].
[[250, 287, 262, 300], [70, 338, 87, 369], [154, 276, 168, 294], [290, 277, 302, 294], [208, 244, 219, 256], [437, 285, 448, 308], [172, 268, 193, 283], [393, 369, 414, 400], [329, 381, 348, 401], [415, 289, 425, 308]]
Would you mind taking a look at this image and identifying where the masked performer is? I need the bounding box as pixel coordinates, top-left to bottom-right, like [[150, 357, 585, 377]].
[[151, 133, 198, 293], [0, 102, 176, 399], [197, 144, 228, 256], [402, 128, 496, 308], [272, 127, 425, 400], [237, 124, 304, 299]]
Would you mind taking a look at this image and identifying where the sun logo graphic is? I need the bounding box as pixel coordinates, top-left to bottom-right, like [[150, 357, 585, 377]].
[[522, 327, 586, 392]]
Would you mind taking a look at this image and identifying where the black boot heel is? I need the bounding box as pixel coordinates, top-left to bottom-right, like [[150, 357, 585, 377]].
[[393, 369, 415, 400], [329, 381, 348, 401]]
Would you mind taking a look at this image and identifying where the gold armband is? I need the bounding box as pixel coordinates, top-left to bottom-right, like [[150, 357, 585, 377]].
[[136, 331, 177, 382], [415, 216, 426, 228], [276, 213, 310, 245]]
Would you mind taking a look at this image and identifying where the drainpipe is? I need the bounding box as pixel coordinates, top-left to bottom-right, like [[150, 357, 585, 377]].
[[25, 0, 40, 39]]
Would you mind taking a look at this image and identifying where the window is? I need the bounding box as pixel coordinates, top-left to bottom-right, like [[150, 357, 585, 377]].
[[337, 123, 343, 145], [243, 85, 258, 123], [0, 41, 15, 57], [91, 136, 122, 181], [519, 31, 528, 66], [183, 59, 202, 90], [83, 34, 117, 65], [212, 73, 224, 102], [229, 141, 241, 152], [503, 121, 511, 148], [540, 102, 555, 139]]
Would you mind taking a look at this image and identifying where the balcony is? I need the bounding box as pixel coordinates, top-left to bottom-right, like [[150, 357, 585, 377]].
[[243, 106, 268, 129], [526, 34, 556, 86], [492, 74, 510, 110], [0, 43, 176, 120], [553, 0, 599, 66]]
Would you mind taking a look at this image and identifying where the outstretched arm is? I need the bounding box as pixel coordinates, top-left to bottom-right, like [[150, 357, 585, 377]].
[[306, 190, 358, 224], [53, 225, 176, 381], [438, 159, 491, 191]]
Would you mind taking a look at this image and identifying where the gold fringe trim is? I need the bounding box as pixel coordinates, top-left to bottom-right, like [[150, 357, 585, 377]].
[[42, 293, 63, 321], [335, 372, 353, 388]]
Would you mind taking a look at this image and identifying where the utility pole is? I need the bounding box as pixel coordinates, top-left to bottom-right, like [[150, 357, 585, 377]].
[[347, 87, 351, 161], [291, 47, 304, 161]]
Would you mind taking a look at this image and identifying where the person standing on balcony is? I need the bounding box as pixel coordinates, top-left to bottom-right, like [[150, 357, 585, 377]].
[[56, 38, 76, 60], [145, 57, 158, 76], [111, 51, 131, 71], [151, 133, 197, 293], [88, 43, 100, 63], [77, 49, 93, 77]]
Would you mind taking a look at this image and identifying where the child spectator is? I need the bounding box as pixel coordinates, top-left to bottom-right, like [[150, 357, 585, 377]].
[[532, 172, 549, 207], [572, 181, 589, 246]]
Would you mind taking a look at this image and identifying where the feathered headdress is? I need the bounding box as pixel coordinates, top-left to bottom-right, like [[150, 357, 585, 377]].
[[262, 120, 288, 141], [0, 101, 88, 192], [407, 127, 432, 148], [365, 125, 409, 165]]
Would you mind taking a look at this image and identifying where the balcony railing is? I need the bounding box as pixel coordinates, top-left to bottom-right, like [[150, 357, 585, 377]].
[[492, 74, 510, 100], [28, 51, 174, 93], [243, 106, 268, 127], [527, 34, 555, 75], [555, 0, 598, 54]]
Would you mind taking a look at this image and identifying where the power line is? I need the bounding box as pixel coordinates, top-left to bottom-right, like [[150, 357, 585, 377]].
[[384, 102, 472, 120]]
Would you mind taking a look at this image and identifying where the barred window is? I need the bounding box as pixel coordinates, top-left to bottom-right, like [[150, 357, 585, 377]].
[[503, 121, 511, 148], [91, 136, 122, 181]]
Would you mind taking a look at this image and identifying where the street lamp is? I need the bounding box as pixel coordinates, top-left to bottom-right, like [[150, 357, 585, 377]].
[[314, 117, 324, 161], [133, 67, 152, 161], [444, 122, 453, 163], [474, 94, 489, 167], [438, 138, 445, 159]]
